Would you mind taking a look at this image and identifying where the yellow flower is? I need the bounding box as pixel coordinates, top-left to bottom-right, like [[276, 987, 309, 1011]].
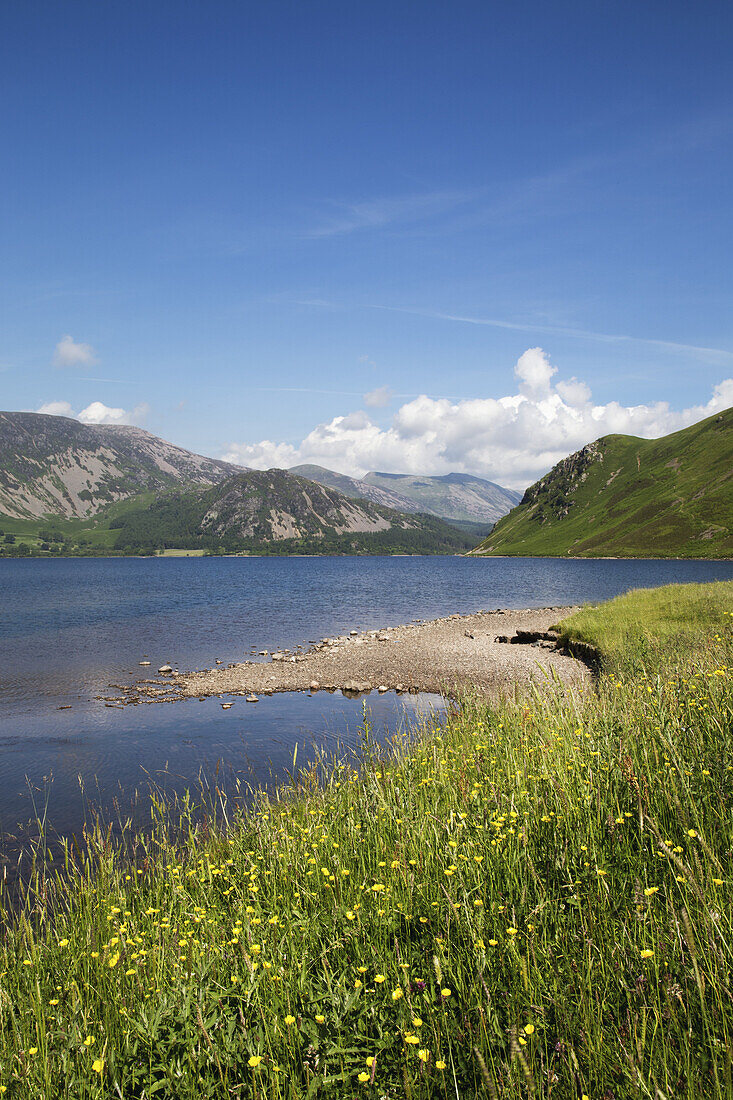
[[59, 939, 69, 948], [284, 1014, 296, 1025], [29, 1047, 38, 1055], [108, 952, 120, 968], [643, 887, 659, 897], [436, 1060, 447, 1070], [507, 927, 518, 936], [358, 1072, 370, 1083], [366, 1057, 375, 1067], [713, 878, 724, 886], [248, 1055, 263, 1068], [688, 829, 698, 838], [354, 979, 363, 988], [524, 1024, 535, 1035], [418, 1048, 430, 1061], [488, 939, 498, 946], [49, 998, 59, 1006], [391, 987, 403, 1001], [412, 1016, 422, 1027], [357, 965, 367, 973], [374, 974, 385, 983], [640, 949, 654, 959], [441, 988, 452, 998], [315, 1014, 325, 1024], [92, 1059, 104, 1075], [83, 1036, 95, 1047], [404, 1033, 419, 1045]]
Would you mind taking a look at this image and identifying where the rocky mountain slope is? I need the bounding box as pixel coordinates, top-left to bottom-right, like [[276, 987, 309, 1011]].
[[111, 468, 474, 554], [291, 465, 520, 524], [0, 411, 240, 519], [472, 407, 733, 558], [362, 470, 521, 523], [289, 464, 419, 512]]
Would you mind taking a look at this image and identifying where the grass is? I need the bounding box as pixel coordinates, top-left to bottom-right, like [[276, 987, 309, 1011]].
[[1, 582, 732, 1097]]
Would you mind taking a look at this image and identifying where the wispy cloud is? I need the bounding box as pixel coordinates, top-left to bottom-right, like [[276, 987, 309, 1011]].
[[360, 304, 733, 365], [303, 189, 478, 239]]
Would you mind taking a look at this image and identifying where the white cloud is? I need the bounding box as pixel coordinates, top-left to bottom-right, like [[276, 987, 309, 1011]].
[[36, 400, 75, 417], [364, 385, 393, 408], [53, 334, 97, 368], [221, 348, 733, 490], [36, 400, 149, 427]]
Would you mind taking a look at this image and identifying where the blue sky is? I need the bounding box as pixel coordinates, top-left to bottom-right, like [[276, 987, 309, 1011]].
[[2, 0, 732, 487]]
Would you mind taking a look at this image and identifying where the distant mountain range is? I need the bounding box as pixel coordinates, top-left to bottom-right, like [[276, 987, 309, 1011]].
[[110, 468, 474, 555], [0, 411, 238, 519], [0, 413, 474, 556], [472, 407, 732, 558], [290, 465, 520, 525]]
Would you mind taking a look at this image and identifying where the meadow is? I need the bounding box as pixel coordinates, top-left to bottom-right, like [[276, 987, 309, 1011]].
[[0, 581, 731, 1098]]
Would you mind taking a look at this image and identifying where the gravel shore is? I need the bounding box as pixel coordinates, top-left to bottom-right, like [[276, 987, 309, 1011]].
[[112, 606, 590, 706]]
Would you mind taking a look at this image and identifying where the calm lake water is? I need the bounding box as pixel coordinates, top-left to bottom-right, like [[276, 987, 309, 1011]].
[[1, 555, 732, 849]]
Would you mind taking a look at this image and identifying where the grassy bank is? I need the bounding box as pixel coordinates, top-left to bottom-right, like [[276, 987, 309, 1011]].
[[1, 583, 732, 1098]]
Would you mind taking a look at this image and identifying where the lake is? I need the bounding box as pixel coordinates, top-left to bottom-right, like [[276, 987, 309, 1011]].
[[1, 555, 731, 849]]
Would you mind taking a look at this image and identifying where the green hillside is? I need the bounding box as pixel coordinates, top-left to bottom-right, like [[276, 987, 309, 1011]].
[[472, 407, 733, 558]]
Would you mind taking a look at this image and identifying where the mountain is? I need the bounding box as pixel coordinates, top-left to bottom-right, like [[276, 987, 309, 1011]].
[[362, 471, 522, 524], [289, 464, 422, 512], [0, 411, 240, 519], [471, 408, 733, 558], [111, 468, 474, 555]]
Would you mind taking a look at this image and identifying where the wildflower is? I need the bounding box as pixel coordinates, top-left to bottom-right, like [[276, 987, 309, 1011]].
[[524, 1024, 535, 1035], [418, 1049, 430, 1062], [640, 949, 654, 959], [412, 1016, 422, 1027], [404, 1033, 419, 1045], [507, 927, 518, 936], [714, 878, 724, 886], [29, 1047, 38, 1055], [357, 966, 368, 973], [248, 1055, 263, 1068], [315, 1014, 325, 1024], [59, 938, 69, 948], [374, 974, 385, 983], [108, 953, 120, 968], [644, 887, 659, 897], [284, 1014, 296, 1025], [488, 939, 498, 946], [391, 987, 403, 1001], [436, 1060, 447, 1070], [92, 1059, 104, 1075], [83, 1036, 95, 1047], [687, 829, 698, 838], [358, 1072, 370, 1083], [441, 988, 452, 998], [366, 1057, 375, 1067]]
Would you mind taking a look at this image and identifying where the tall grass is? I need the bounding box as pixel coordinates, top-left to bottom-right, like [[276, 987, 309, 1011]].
[[1, 583, 732, 1098]]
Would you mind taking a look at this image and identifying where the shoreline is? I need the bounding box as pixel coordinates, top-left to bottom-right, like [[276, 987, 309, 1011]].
[[111, 605, 591, 706]]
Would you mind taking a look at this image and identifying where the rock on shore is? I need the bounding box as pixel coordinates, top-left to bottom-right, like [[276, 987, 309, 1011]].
[[113, 607, 590, 706]]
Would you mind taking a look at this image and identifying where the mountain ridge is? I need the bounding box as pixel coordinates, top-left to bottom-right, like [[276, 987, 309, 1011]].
[[0, 411, 241, 519]]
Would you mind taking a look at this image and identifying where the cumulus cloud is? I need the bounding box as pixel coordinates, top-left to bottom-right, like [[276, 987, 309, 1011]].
[[36, 400, 75, 417], [221, 348, 733, 490], [53, 334, 97, 368], [364, 385, 393, 408], [36, 400, 149, 426]]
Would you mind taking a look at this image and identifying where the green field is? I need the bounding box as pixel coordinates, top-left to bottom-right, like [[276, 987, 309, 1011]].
[[1, 582, 732, 1097], [474, 407, 732, 558]]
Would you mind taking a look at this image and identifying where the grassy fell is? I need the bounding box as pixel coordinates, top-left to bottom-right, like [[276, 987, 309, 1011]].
[[1, 583, 732, 1097]]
